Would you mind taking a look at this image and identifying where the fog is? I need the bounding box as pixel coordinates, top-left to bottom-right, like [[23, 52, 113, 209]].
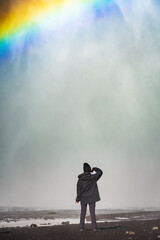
[[0, 0, 160, 209]]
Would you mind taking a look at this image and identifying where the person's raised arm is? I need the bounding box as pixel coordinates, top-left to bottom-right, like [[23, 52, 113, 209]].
[[91, 167, 103, 181]]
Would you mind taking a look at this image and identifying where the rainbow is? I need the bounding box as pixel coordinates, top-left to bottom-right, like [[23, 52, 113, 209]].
[[0, 0, 116, 59]]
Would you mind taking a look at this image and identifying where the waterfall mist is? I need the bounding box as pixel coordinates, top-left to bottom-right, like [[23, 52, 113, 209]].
[[0, 0, 160, 209]]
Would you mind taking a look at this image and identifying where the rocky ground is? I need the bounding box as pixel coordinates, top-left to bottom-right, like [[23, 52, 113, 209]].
[[0, 219, 160, 240]]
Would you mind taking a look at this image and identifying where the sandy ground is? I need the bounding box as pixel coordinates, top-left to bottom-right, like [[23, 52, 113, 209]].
[[0, 219, 160, 240]]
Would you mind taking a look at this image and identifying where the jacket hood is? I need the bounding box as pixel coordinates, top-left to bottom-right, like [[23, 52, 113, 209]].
[[83, 162, 91, 173], [78, 172, 91, 181]]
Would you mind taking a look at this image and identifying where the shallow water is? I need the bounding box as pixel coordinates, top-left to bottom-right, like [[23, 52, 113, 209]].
[[0, 207, 160, 228], [0, 218, 79, 228]]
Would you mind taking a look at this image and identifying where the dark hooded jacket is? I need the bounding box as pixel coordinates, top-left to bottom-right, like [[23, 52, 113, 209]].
[[76, 167, 103, 204]]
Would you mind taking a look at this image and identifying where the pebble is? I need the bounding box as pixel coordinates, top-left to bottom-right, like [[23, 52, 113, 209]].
[[126, 231, 135, 235], [153, 226, 158, 230]]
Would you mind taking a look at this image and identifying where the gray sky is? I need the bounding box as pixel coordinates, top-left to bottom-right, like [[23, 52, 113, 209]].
[[0, 0, 160, 209]]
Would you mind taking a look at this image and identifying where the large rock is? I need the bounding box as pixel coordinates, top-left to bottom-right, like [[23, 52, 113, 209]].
[[61, 221, 70, 225], [30, 224, 37, 227]]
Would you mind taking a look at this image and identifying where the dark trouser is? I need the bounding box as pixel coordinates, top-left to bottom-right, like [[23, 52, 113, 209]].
[[80, 202, 97, 229]]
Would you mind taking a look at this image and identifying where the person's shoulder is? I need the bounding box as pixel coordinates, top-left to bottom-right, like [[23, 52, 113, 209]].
[[78, 173, 83, 179]]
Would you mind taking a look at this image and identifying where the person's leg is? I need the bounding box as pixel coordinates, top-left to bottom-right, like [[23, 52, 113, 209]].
[[80, 203, 87, 229], [89, 202, 97, 229]]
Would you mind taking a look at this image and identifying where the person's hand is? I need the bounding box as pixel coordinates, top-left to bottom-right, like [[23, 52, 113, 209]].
[[75, 201, 79, 204]]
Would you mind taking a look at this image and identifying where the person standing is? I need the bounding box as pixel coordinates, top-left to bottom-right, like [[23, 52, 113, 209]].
[[75, 163, 103, 231]]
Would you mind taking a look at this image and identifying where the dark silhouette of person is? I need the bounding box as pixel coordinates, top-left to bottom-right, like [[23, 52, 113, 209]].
[[75, 163, 103, 231]]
